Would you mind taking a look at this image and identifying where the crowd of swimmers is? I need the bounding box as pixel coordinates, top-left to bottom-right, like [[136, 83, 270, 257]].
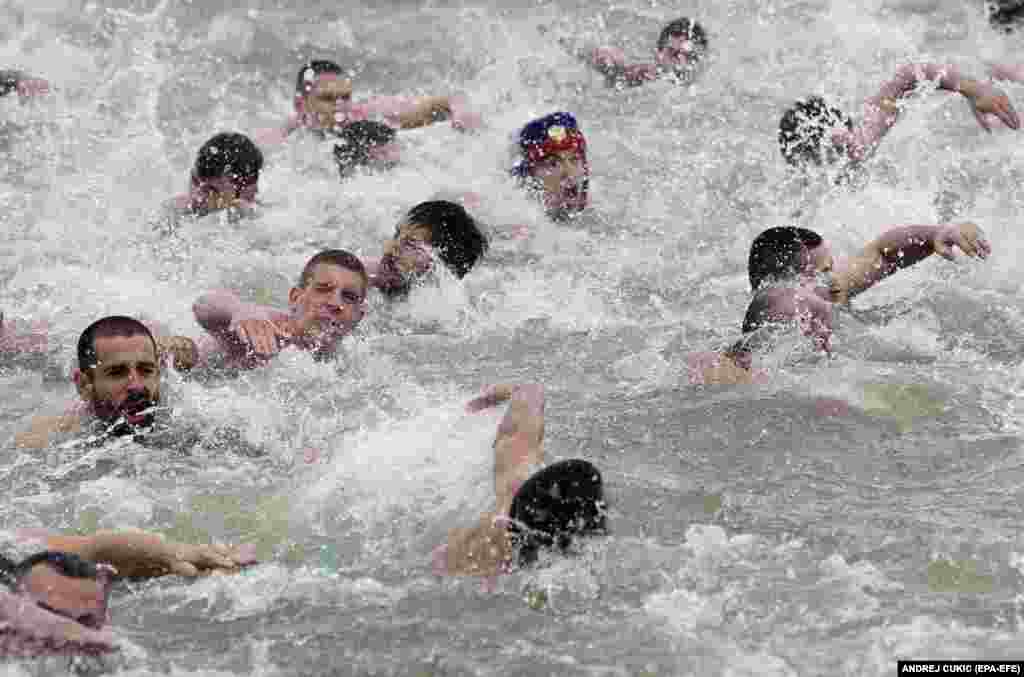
[[1, 9, 1022, 658]]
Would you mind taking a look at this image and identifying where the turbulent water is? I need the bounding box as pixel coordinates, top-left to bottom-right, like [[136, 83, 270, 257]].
[[2, 0, 1024, 675]]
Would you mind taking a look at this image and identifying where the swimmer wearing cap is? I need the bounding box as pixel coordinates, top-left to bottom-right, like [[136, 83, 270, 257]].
[[512, 112, 590, 221]]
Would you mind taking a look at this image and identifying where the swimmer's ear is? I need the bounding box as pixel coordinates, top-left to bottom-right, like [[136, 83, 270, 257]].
[[294, 93, 306, 114], [73, 368, 92, 397], [287, 286, 303, 306]]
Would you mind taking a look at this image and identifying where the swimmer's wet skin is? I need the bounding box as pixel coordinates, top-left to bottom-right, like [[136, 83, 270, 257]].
[[435, 384, 607, 578]]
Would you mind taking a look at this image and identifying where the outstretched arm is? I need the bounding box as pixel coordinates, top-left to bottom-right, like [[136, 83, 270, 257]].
[[836, 222, 991, 301], [360, 94, 481, 130], [192, 290, 292, 358], [844, 63, 1019, 162], [437, 384, 546, 577], [30, 529, 256, 578]]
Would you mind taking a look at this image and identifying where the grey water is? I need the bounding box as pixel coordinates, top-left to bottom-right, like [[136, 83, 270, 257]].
[[2, 0, 1024, 675]]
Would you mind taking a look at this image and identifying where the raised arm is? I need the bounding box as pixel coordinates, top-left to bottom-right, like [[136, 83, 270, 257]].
[[843, 63, 1019, 162], [836, 222, 990, 301], [359, 94, 480, 131], [436, 384, 546, 577]]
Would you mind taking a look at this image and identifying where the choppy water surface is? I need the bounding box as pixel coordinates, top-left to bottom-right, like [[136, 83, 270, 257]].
[[2, 0, 1024, 675]]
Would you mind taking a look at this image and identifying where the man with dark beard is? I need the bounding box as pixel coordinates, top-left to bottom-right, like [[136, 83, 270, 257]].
[[16, 316, 169, 449]]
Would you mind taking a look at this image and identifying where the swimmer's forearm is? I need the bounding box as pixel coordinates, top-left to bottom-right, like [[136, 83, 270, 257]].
[[990, 63, 1024, 83], [844, 225, 941, 297], [193, 290, 272, 333]]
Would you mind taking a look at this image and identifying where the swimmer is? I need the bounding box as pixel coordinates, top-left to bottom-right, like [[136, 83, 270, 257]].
[[433, 383, 607, 578], [258, 59, 481, 145], [511, 112, 590, 221], [164, 132, 263, 223], [988, 0, 1024, 33], [0, 70, 50, 101], [584, 17, 708, 88], [779, 63, 1019, 169], [333, 120, 400, 180], [1, 529, 254, 657], [364, 200, 489, 297], [690, 222, 992, 384], [192, 249, 367, 370], [15, 316, 196, 449]]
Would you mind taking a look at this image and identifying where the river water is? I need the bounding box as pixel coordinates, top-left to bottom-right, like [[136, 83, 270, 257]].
[[2, 0, 1023, 675]]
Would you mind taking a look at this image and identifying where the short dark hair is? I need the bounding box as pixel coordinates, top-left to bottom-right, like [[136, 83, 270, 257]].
[[989, 0, 1024, 32], [656, 17, 708, 53], [77, 316, 157, 372], [748, 226, 823, 291], [193, 132, 263, 181], [295, 60, 344, 95], [297, 249, 368, 288], [400, 200, 488, 278], [333, 121, 397, 178], [778, 96, 852, 166]]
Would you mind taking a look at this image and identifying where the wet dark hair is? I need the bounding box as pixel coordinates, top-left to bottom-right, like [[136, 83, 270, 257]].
[[333, 121, 397, 178], [778, 96, 853, 166], [77, 316, 157, 372], [0, 554, 16, 588], [748, 226, 823, 291], [297, 249, 368, 288], [295, 60, 344, 95], [656, 17, 708, 54], [193, 133, 263, 182], [989, 0, 1024, 32], [399, 200, 488, 278]]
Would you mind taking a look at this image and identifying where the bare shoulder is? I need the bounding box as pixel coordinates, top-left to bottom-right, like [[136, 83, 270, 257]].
[[15, 412, 84, 449]]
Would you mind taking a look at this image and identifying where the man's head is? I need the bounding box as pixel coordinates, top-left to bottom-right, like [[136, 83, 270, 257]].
[[294, 60, 353, 130], [378, 200, 488, 293], [513, 112, 590, 220], [655, 17, 708, 70], [778, 96, 853, 167], [289, 249, 368, 343], [74, 316, 160, 433], [333, 121, 400, 179], [7, 551, 115, 631], [748, 226, 832, 291], [189, 132, 263, 213]]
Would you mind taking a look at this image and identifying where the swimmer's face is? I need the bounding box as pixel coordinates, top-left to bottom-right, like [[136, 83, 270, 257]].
[[655, 34, 701, 68], [795, 290, 834, 354], [299, 74, 354, 129], [77, 334, 161, 431], [379, 222, 435, 291], [18, 557, 114, 630], [198, 173, 259, 212], [289, 263, 367, 340], [528, 148, 587, 217]]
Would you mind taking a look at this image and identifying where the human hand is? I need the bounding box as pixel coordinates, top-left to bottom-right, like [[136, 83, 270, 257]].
[[83, 530, 257, 578], [466, 384, 518, 413], [933, 222, 991, 261], [448, 96, 482, 132], [233, 318, 293, 357], [155, 335, 198, 371], [15, 77, 49, 101], [591, 46, 626, 70], [964, 81, 1020, 132]]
